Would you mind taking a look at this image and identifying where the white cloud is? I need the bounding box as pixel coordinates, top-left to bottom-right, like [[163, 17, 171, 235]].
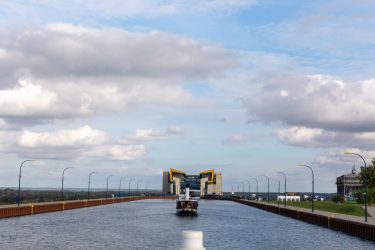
[[0, 23, 235, 83], [276, 126, 375, 150], [105, 144, 146, 161], [0, 23, 233, 126], [0, 126, 147, 161], [133, 129, 168, 141], [245, 74, 375, 133], [0, 78, 203, 126], [119, 126, 184, 144], [18, 126, 108, 148], [166, 125, 184, 135], [0, 79, 58, 117], [314, 148, 374, 168], [276, 127, 325, 147], [222, 133, 252, 144]]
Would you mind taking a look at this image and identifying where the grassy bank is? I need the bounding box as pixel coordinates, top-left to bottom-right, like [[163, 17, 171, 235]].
[[271, 201, 366, 217]]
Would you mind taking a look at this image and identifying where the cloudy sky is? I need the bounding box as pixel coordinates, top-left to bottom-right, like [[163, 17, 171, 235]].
[[0, 0, 374, 192]]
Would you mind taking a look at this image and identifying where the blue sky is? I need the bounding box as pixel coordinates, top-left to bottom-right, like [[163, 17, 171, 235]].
[[0, 0, 374, 193]]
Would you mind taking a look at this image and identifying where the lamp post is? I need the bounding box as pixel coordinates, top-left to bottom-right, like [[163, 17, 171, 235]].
[[240, 181, 245, 196], [17, 160, 37, 206], [61, 167, 74, 200], [235, 183, 239, 193], [128, 179, 135, 197], [145, 182, 149, 196], [136, 180, 141, 196], [277, 171, 287, 208], [278, 180, 281, 208], [261, 175, 270, 204], [344, 152, 368, 222], [299, 164, 315, 212], [106, 175, 113, 199], [118, 177, 126, 198], [231, 184, 234, 194], [252, 178, 259, 201], [87, 172, 97, 200], [244, 180, 251, 199]]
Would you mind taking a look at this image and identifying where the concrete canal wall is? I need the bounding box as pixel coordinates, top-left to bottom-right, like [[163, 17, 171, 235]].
[[231, 198, 375, 242], [0, 196, 176, 219]]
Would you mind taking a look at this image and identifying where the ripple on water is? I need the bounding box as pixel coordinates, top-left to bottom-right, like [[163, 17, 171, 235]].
[[0, 200, 374, 250]]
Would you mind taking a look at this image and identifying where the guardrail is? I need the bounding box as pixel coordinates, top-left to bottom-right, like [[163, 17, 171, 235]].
[[0, 195, 176, 219], [232, 198, 375, 241]]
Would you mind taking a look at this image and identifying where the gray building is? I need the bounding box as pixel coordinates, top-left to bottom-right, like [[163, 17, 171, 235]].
[[162, 168, 222, 196], [336, 166, 362, 199]]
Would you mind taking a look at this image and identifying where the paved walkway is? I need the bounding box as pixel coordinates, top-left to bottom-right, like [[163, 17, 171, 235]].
[[246, 200, 375, 225]]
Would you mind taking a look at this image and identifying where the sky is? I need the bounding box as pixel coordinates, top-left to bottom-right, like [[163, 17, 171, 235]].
[[0, 0, 375, 193]]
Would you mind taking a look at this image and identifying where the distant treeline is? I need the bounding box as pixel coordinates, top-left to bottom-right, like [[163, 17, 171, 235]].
[[0, 188, 163, 205]]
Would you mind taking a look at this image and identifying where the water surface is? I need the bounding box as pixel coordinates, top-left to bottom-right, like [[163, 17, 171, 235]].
[[0, 200, 373, 249]]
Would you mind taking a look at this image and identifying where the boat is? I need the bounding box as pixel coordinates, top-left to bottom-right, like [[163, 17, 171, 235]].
[[176, 185, 199, 215]]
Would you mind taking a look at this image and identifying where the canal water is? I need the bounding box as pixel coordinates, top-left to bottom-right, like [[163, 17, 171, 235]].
[[0, 200, 373, 249]]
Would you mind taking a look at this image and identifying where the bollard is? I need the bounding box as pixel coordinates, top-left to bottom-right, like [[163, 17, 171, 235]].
[[181, 231, 205, 250]]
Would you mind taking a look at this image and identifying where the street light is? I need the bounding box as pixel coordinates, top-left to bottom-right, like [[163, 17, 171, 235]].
[[128, 179, 135, 197], [299, 164, 315, 212], [136, 180, 141, 196], [87, 172, 97, 200], [235, 183, 239, 193], [252, 178, 259, 201], [145, 182, 149, 196], [344, 152, 368, 222], [239, 181, 245, 195], [244, 180, 251, 199], [261, 175, 270, 204], [277, 171, 287, 208], [231, 184, 234, 194], [106, 175, 114, 199], [278, 180, 281, 208], [17, 160, 37, 206], [61, 167, 74, 200], [118, 177, 126, 198]]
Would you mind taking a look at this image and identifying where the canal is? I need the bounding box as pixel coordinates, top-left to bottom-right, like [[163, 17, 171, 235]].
[[0, 199, 373, 249]]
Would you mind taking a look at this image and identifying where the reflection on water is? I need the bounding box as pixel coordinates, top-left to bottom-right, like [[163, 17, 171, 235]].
[[0, 200, 373, 249]]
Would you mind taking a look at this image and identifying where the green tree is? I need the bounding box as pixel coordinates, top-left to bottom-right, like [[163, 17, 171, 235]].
[[358, 158, 375, 188], [355, 187, 375, 204]]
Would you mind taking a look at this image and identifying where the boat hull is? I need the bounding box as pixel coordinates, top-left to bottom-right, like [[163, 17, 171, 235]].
[[176, 200, 198, 215]]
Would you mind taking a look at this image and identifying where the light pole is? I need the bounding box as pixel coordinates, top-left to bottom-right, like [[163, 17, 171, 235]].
[[278, 180, 281, 208], [136, 180, 141, 196], [17, 160, 36, 206], [300, 164, 315, 212], [277, 171, 287, 208], [61, 167, 74, 200], [118, 177, 126, 198], [261, 175, 270, 204], [252, 178, 258, 201], [244, 180, 251, 199], [145, 182, 149, 196], [344, 152, 368, 222], [128, 179, 135, 197], [235, 183, 239, 193], [231, 184, 234, 194], [88, 172, 97, 200], [106, 175, 113, 199], [240, 181, 245, 196]]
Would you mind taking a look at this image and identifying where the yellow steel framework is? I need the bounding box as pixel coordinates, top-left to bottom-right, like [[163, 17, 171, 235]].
[[200, 169, 215, 183], [169, 168, 186, 183]]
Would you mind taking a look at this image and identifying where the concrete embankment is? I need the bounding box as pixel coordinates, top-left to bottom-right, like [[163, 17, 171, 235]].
[[0, 196, 175, 219], [231, 198, 375, 242]]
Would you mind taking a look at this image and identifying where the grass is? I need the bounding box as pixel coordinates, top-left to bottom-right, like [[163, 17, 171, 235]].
[[271, 201, 366, 217]]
